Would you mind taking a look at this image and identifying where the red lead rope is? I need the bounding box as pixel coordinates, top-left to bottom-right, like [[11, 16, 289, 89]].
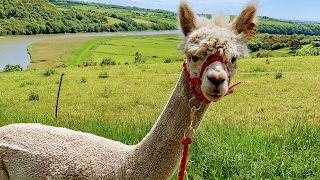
[[178, 137, 192, 180]]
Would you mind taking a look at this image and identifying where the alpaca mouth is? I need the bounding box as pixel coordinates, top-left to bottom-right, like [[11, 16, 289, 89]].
[[205, 93, 223, 101]]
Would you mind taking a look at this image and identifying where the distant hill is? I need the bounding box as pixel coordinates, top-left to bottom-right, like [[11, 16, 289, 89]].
[[1, 0, 320, 36], [0, 0, 175, 36]]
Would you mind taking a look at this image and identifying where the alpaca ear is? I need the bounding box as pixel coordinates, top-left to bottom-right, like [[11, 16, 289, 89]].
[[232, 1, 258, 34], [179, 0, 197, 36]]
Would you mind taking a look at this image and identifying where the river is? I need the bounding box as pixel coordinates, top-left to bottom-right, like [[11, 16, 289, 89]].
[[0, 30, 181, 71]]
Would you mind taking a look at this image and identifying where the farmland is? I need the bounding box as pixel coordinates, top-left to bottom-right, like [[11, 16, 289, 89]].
[[1, 55, 319, 179]]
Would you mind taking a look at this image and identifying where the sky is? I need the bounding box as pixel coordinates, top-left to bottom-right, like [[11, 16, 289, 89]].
[[78, 0, 320, 22]]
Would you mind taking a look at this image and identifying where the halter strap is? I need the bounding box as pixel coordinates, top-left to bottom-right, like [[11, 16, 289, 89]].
[[183, 56, 241, 104]]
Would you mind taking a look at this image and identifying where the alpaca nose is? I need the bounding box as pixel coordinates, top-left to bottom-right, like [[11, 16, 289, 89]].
[[207, 71, 226, 87]]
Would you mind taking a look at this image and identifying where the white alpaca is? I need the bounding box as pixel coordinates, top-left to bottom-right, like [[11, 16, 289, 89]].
[[0, 1, 258, 179]]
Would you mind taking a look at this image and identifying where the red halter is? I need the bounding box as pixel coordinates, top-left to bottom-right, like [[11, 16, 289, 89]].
[[183, 56, 241, 104]]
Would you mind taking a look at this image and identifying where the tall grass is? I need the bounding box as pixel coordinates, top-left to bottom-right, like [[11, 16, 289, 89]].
[[0, 56, 319, 179]]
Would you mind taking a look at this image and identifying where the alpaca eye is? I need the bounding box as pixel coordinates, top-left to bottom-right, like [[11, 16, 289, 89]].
[[231, 58, 237, 64], [191, 56, 199, 62]]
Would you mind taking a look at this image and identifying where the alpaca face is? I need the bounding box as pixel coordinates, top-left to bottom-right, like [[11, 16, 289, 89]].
[[179, 0, 258, 102]]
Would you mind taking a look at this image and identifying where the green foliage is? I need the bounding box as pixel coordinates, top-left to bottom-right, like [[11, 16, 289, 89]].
[[80, 77, 87, 83], [275, 71, 283, 79], [290, 39, 302, 51], [246, 40, 262, 52], [312, 41, 320, 47], [77, 60, 97, 67], [43, 68, 57, 76], [100, 57, 116, 66], [134, 50, 147, 63], [55, 64, 68, 68], [3, 64, 23, 72], [98, 71, 109, 78], [255, 52, 273, 58], [266, 59, 270, 64], [28, 91, 39, 101], [164, 58, 174, 63], [258, 17, 320, 36]]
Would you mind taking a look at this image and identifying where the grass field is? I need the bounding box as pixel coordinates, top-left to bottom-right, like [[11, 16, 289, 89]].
[[0, 56, 319, 179], [66, 34, 185, 66], [132, 18, 154, 25], [27, 36, 106, 70]]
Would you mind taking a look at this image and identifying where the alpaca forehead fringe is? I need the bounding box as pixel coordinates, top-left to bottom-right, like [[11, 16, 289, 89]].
[[179, 12, 250, 61]]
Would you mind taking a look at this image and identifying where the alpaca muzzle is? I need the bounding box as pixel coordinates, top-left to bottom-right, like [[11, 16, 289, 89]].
[[183, 56, 241, 104]]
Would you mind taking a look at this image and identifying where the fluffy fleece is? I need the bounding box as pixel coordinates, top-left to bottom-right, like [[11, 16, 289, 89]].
[[0, 1, 258, 179]]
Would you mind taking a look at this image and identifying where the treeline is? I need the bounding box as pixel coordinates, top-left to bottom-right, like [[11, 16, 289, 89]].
[[0, 0, 175, 36], [258, 23, 320, 36], [247, 33, 320, 56]]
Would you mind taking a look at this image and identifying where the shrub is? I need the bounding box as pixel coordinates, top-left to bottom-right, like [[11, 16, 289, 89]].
[[134, 50, 147, 63], [266, 59, 270, 64], [28, 91, 39, 101], [80, 77, 88, 83], [43, 68, 57, 76], [55, 64, 68, 68], [100, 57, 116, 66], [3, 64, 23, 72], [275, 71, 283, 79], [124, 62, 129, 65], [82, 60, 97, 67], [98, 72, 109, 78], [256, 52, 273, 58], [164, 58, 174, 63], [312, 41, 320, 47]]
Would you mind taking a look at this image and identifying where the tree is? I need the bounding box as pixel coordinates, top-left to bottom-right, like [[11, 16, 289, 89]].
[[134, 50, 147, 63], [289, 40, 302, 51]]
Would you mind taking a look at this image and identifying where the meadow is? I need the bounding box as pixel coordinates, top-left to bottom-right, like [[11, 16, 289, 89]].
[[1, 55, 319, 179], [27, 36, 106, 69]]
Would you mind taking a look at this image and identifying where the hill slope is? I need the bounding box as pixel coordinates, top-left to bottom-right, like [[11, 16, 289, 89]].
[[0, 0, 175, 36]]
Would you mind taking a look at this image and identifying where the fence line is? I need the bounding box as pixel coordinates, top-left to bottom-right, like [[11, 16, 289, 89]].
[[0, 71, 320, 77]]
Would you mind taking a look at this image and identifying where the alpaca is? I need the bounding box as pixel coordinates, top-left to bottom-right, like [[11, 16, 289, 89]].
[[0, 1, 258, 179]]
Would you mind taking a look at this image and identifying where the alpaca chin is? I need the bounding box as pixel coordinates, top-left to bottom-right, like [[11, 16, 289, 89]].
[[202, 88, 227, 102]]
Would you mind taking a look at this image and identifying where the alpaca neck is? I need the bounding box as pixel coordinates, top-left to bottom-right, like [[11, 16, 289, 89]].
[[132, 69, 210, 179]]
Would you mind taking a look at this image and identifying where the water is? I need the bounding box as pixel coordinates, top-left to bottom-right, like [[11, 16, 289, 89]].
[[0, 30, 181, 70]]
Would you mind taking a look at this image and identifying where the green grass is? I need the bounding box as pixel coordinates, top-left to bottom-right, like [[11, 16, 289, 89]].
[[66, 35, 185, 66], [1, 56, 320, 179], [104, 16, 125, 25], [251, 46, 295, 58]]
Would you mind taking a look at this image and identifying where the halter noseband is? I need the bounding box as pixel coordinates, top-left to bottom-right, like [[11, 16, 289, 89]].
[[183, 56, 241, 104]]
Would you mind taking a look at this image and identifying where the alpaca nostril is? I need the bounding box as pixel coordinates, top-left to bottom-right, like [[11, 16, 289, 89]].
[[208, 76, 226, 87]]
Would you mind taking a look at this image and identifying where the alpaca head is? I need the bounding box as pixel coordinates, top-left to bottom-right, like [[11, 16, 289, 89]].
[[179, 0, 258, 102]]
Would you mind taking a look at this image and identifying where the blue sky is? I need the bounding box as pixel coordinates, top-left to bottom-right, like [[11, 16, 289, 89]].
[[80, 0, 320, 22]]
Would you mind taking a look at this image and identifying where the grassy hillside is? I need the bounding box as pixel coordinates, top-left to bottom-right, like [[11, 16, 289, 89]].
[[66, 34, 184, 66], [1, 56, 319, 179], [27, 34, 185, 69], [0, 0, 176, 36]]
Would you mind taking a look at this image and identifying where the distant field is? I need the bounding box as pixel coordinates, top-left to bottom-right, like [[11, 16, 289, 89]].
[[66, 34, 185, 66], [104, 16, 125, 25], [132, 18, 154, 25], [27, 36, 105, 70], [250, 47, 292, 58], [1, 56, 319, 179]]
